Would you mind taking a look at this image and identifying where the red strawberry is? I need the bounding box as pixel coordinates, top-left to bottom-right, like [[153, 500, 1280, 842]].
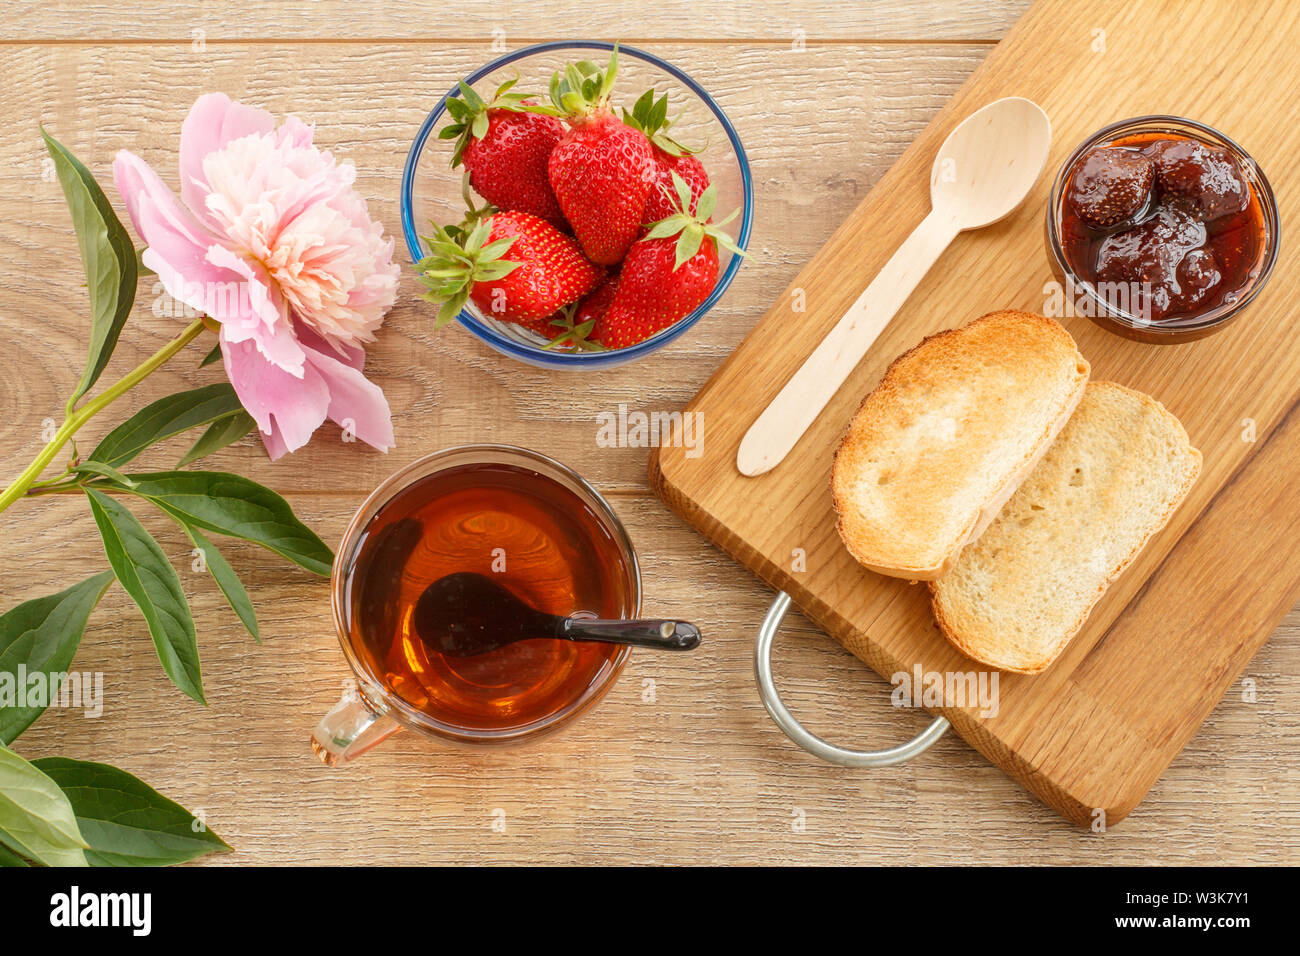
[[645, 151, 710, 223], [417, 210, 601, 330], [442, 78, 566, 227], [593, 174, 747, 349], [545, 48, 655, 265], [621, 88, 711, 223], [512, 311, 564, 337], [524, 277, 620, 352], [574, 275, 619, 326]]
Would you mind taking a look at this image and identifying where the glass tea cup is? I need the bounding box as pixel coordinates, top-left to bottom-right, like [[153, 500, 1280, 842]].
[[311, 444, 640, 765]]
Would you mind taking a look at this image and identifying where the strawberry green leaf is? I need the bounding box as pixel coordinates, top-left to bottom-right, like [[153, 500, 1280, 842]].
[[630, 88, 654, 121], [480, 235, 518, 260], [643, 218, 686, 241], [445, 96, 470, 121], [672, 171, 693, 213], [713, 206, 741, 228], [650, 93, 669, 133], [604, 45, 619, 94], [695, 183, 718, 222], [458, 80, 486, 114], [550, 45, 620, 119], [674, 225, 705, 270], [622, 88, 694, 156], [435, 297, 464, 328]]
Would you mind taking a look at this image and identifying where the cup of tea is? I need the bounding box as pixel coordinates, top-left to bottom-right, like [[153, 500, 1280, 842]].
[[311, 444, 640, 764]]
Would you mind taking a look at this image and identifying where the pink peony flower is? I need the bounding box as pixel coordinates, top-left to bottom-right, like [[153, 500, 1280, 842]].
[[113, 92, 400, 459]]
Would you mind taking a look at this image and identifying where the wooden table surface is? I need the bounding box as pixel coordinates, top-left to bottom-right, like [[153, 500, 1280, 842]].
[[1, 0, 1295, 865]]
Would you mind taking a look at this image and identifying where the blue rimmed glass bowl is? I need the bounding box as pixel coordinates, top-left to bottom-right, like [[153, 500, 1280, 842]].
[[401, 40, 753, 369]]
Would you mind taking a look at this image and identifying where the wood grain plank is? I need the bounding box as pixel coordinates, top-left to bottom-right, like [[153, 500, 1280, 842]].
[[0, 1, 1029, 42]]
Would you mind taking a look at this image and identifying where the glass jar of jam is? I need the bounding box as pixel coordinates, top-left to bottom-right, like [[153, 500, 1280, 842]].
[[1046, 116, 1278, 343]]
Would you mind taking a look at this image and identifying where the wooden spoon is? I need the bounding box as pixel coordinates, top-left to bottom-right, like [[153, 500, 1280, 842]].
[[736, 97, 1052, 477]]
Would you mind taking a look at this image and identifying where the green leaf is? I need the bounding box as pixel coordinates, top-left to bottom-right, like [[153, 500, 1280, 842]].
[[644, 217, 686, 241], [166, 518, 259, 642], [674, 225, 705, 270], [199, 343, 222, 367], [0, 571, 115, 744], [32, 757, 231, 866], [0, 742, 88, 866], [695, 183, 718, 221], [177, 410, 257, 467], [651, 92, 669, 133], [84, 489, 204, 704], [71, 460, 137, 488], [435, 296, 464, 329], [672, 171, 693, 212], [88, 383, 246, 469], [0, 841, 27, 866], [458, 80, 486, 114], [41, 128, 138, 403], [116, 471, 333, 577]]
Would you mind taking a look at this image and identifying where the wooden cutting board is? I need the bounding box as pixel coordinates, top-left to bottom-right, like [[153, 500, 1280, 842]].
[[650, 0, 1300, 826]]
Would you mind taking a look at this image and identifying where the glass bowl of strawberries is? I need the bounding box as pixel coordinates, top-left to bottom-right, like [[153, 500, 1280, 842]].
[[401, 41, 753, 368]]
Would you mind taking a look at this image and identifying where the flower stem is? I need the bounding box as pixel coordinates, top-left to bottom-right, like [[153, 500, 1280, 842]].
[[0, 318, 208, 514]]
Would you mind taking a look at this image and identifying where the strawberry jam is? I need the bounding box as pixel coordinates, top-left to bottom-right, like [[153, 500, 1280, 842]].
[[1058, 130, 1268, 328]]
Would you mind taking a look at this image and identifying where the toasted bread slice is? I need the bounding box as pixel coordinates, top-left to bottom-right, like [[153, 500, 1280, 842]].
[[831, 310, 1090, 580], [931, 381, 1202, 674]]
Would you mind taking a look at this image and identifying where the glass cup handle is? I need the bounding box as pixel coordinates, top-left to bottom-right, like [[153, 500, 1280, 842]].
[[311, 690, 402, 766]]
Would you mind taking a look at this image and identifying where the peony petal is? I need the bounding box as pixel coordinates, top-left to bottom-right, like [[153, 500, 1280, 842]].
[[294, 322, 365, 371], [114, 151, 229, 316], [220, 332, 329, 458], [301, 340, 394, 453], [257, 419, 292, 461], [276, 115, 315, 150], [115, 151, 280, 333], [179, 93, 277, 227], [204, 244, 305, 377]]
